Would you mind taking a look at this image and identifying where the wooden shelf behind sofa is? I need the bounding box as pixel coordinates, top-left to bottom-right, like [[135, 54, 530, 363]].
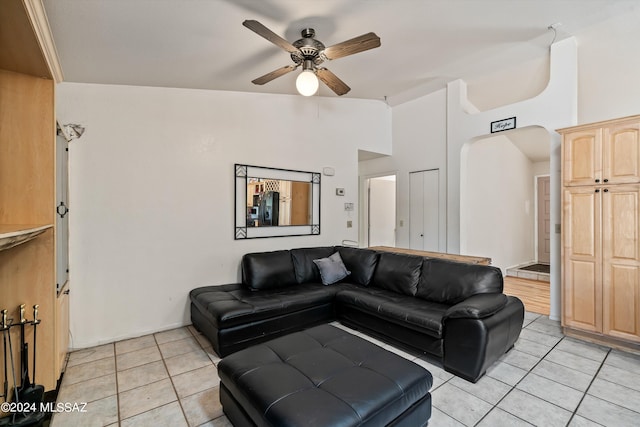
[[369, 246, 491, 265]]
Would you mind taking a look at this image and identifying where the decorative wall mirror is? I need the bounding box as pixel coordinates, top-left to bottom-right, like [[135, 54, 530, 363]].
[[235, 164, 321, 239]]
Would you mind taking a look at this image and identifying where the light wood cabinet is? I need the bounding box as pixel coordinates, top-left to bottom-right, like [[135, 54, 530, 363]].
[[602, 185, 640, 341], [562, 186, 602, 333], [563, 129, 602, 186], [560, 115, 640, 350], [0, 0, 66, 395], [563, 117, 640, 187]]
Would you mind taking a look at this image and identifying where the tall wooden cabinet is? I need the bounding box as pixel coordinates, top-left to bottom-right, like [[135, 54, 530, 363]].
[[0, 0, 67, 395], [560, 115, 640, 350]]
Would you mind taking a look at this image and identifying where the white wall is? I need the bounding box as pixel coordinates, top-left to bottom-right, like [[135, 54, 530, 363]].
[[464, 135, 534, 272], [532, 161, 551, 177], [576, 6, 640, 123], [56, 83, 391, 348], [359, 89, 447, 251]]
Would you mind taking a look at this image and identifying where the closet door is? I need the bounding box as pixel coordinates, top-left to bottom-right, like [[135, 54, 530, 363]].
[[562, 187, 602, 332], [409, 169, 439, 251], [602, 184, 640, 341]]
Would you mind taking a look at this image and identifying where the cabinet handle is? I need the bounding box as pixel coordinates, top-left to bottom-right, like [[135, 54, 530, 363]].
[[595, 189, 600, 193], [603, 179, 609, 183], [595, 179, 600, 183], [57, 201, 69, 218], [604, 188, 609, 192]]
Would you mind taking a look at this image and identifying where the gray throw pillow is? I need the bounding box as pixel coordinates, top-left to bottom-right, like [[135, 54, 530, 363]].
[[313, 252, 351, 285]]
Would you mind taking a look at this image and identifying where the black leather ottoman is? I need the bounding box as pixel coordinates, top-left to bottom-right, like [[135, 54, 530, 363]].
[[217, 324, 433, 427]]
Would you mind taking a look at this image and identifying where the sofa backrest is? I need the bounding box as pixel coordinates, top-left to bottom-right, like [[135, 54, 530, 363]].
[[242, 250, 297, 291], [240, 247, 503, 303], [370, 252, 423, 296], [337, 246, 379, 286], [290, 247, 336, 284], [416, 258, 503, 304]]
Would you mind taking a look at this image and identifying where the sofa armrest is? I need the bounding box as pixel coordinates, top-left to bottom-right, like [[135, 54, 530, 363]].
[[443, 295, 524, 382], [444, 293, 508, 320]]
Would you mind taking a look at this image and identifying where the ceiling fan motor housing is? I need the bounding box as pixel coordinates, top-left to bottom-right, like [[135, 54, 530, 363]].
[[291, 28, 325, 66]]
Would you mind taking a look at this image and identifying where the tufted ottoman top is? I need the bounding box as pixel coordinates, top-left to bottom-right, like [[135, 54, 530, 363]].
[[218, 324, 433, 426]]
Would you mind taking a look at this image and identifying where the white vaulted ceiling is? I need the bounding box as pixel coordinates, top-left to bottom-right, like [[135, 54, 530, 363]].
[[42, 0, 639, 104]]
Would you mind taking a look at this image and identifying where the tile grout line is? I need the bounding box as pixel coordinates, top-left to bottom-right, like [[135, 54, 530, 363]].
[[564, 347, 611, 426], [155, 331, 191, 427], [473, 329, 566, 426], [116, 334, 193, 425], [113, 342, 122, 426]]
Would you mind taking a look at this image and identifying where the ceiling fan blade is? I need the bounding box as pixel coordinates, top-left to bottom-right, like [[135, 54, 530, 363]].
[[316, 68, 351, 96], [322, 32, 381, 60], [251, 65, 298, 85], [243, 20, 299, 54]]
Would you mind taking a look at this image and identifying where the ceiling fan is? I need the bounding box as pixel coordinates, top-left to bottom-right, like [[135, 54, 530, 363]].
[[243, 20, 381, 96]]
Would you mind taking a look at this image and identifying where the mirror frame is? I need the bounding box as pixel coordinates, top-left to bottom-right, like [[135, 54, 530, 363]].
[[235, 164, 321, 239]]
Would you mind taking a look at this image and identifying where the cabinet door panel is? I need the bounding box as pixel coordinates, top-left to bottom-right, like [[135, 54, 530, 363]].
[[603, 185, 640, 341], [563, 188, 602, 332], [569, 260, 600, 329], [604, 122, 640, 184], [563, 130, 602, 186]]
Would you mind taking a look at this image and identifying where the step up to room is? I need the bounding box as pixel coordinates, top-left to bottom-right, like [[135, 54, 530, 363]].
[[506, 262, 550, 283]]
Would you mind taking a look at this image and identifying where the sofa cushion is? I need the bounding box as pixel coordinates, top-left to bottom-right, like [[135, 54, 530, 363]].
[[337, 246, 378, 286], [313, 252, 351, 285], [417, 259, 503, 304], [290, 247, 336, 284], [191, 283, 338, 329], [336, 287, 448, 339], [371, 252, 423, 296], [242, 250, 297, 291]]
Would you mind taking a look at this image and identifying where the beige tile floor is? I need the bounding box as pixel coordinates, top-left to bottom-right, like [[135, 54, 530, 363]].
[[51, 313, 640, 426], [50, 325, 230, 427]]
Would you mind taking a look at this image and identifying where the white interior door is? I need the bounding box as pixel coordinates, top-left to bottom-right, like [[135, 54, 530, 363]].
[[368, 176, 396, 247], [410, 169, 440, 251]]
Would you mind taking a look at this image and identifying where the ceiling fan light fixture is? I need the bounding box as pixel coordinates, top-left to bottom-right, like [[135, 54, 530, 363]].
[[296, 69, 319, 96]]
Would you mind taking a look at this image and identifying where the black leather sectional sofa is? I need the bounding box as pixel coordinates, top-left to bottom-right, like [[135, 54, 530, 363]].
[[190, 246, 525, 382]]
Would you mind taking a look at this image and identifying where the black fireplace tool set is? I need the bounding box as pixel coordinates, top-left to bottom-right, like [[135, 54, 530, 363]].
[[0, 305, 45, 426]]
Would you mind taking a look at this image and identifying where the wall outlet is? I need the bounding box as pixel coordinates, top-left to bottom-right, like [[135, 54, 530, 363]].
[[347, 220, 352, 228]]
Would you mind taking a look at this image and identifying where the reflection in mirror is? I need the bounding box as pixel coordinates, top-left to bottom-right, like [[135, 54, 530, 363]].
[[247, 178, 312, 227], [235, 164, 321, 239]]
